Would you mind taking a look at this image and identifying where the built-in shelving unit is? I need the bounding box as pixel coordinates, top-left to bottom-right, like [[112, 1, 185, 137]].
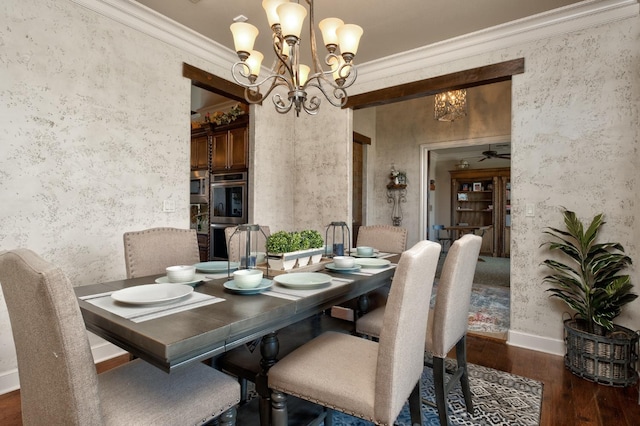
[[450, 167, 510, 257]]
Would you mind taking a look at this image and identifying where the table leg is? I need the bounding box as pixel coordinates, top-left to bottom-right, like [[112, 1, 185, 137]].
[[257, 331, 279, 426]]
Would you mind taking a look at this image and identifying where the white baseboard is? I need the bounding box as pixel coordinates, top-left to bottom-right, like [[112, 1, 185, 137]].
[[507, 329, 565, 356], [0, 368, 19, 395], [0, 342, 127, 395]]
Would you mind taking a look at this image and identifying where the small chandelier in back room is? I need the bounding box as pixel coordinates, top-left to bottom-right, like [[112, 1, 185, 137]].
[[434, 89, 467, 122], [229, 0, 363, 116]]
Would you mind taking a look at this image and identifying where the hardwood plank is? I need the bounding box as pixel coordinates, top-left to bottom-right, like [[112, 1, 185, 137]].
[[2, 336, 639, 425]]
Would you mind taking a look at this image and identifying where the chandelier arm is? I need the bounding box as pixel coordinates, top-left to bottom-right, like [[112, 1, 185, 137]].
[[272, 93, 294, 114], [305, 80, 347, 108], [302, 95, 321, 115], [271, 32, 294, 79], [232, 65, 294, 106]]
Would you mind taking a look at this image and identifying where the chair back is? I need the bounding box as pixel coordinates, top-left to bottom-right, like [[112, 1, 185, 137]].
[[428, 234, 483, 357], [123, 227, 200, 278], [374, 240, 441, 423], [225, 225, 270, 263], [356, 225, 407, 253], [0, 249, 103, 425]]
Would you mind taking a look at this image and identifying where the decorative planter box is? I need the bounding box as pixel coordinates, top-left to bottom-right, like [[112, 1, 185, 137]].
[[267, 248, 324, 271], [564, 319, 639, 387]]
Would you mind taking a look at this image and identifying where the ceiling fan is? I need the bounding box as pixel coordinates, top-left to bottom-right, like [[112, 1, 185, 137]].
[[478, 145, 511, 162]]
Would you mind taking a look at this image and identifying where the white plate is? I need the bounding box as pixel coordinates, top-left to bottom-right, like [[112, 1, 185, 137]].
[[274, 272, 333, 289], [224, 279, 272, 294], [194, 261, 240, 273], [325, 263, 362, 272], [352, 253, 379, 258], [111, 284, 193, 305], [155, 273, 207, 286], [354, 258, 391, 268]]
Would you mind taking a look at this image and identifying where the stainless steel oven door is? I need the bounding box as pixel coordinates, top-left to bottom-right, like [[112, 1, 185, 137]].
[[210, 181, 247, 224]]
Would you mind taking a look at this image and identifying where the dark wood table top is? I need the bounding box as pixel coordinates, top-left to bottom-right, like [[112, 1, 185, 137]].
[[75, 262, 397, 372]]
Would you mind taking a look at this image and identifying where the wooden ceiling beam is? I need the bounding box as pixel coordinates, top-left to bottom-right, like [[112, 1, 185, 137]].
[[183, 63, 248, 104], [344, 58, 524, 110]]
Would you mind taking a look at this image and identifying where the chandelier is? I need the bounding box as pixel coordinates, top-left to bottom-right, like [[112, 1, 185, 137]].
[[434, 89, 467, 122], [230, 0, 363, 116]]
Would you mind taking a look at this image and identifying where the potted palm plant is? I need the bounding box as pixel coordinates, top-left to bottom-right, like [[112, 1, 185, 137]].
[[541, 208, 638, 386]]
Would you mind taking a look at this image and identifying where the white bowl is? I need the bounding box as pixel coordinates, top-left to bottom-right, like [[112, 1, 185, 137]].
[[356, 246, 375, 256], [166, 265, 196, 283], [233, 269, 264, 289], [333, 256, 356, 268]]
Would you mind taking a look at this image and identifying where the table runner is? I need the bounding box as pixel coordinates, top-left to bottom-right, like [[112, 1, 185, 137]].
[[79, 290, 225, 323], [264, 277, 354, 300]]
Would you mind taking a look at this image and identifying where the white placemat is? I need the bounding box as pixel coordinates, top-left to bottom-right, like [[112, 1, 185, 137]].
[[80, 290, 225, 323], [264, 277, 354, 300]]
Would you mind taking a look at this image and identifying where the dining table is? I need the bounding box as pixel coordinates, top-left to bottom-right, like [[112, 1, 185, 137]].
[[75, 253, 399, 425], [444, 224, 485, 240]]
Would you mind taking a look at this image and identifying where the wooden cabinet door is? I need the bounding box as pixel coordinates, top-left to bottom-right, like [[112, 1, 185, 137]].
[[191, 135, 209, 170], [211, 132, 229, 171], [228, 127, 248, 170]]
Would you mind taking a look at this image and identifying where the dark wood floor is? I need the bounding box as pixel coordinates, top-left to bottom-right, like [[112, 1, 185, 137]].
[[1, 335, 638, 425]]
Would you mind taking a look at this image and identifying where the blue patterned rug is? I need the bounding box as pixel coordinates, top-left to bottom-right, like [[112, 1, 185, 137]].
[[326, 362, 542, 425], [430, 282, 510, 338]]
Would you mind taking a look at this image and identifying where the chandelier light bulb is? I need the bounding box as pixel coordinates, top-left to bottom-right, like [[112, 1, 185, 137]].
[[276, 2, 307, 39], [297, 64, 310, 87], [262, 0, 289, 28], [336, 24, 363, 60], [245, 51, 264, 81], [318, 17, 344, 51], [230, 22, 259, 59]]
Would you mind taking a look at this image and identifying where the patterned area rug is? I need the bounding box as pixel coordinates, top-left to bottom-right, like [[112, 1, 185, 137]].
[[327, 362, 543, 425], [430, 282, 510, 338]]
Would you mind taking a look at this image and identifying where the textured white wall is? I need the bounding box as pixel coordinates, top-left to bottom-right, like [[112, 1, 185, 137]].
[[0, 0, 192, 377], [369, 82, 512, 245], [0, 0, 354, 391], [355, 11, 640, 346]]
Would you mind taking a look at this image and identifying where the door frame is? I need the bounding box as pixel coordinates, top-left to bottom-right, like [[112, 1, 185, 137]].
[[419, 135, 510, 242]]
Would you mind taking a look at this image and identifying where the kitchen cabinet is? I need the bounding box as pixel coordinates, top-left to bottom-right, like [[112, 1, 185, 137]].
[[190, 129, 209, 170], [210, 116, 249, 172], [450, 167, 510, 257]]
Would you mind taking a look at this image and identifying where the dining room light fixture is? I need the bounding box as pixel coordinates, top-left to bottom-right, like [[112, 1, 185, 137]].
[[230, 0, 363, 116], [434, 89, 467, 122]]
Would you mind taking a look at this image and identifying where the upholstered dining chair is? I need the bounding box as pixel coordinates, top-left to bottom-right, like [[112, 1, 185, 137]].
[[356, 234, 483, 426], [224, 225, 270, 263], [356, 224, 407, 253], [268, 240, 441, 426], [123, 227, 200, 278], [0, 248, 240, 426]]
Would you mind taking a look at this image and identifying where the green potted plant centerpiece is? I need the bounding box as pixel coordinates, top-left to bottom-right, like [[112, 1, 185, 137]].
[[266, 230, 324, 271], [541, 208, 638, 386]]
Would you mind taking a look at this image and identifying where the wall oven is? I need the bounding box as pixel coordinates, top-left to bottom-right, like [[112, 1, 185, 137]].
[[210, 171, 247, 224]]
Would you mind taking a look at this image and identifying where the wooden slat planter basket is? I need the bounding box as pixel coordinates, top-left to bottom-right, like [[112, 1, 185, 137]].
[[564, 319, 639, 387]]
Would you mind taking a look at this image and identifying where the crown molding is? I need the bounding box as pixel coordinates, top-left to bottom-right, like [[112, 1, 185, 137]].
[[354, 0, 639, 89], [69, 0, 237, 70], [70, 0, 638, 90]]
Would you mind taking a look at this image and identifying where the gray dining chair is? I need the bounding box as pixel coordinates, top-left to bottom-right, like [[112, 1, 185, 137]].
[[356, 224, 407, 253], [268, 240, 441, 426], [0, 248, 240, 426], [356, 234, 483, 425], [123, 227, 200, 278]]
